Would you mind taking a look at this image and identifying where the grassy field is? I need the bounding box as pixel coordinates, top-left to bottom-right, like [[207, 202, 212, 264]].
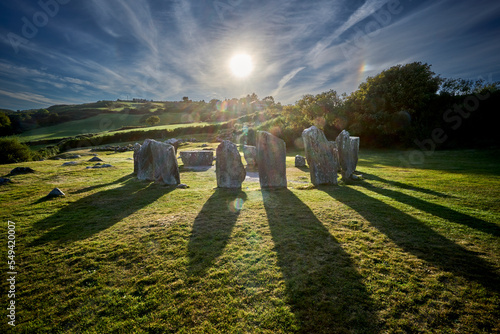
[[15, 112, 206, 142], [0, 146, 499, 333]]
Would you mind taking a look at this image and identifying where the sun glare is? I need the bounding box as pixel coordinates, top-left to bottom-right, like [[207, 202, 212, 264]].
[[229, 54, 253, 78]]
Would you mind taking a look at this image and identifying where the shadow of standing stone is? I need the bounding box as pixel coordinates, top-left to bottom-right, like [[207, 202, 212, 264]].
[[262, 188, 379, 333], [256, 131, 287, 188]]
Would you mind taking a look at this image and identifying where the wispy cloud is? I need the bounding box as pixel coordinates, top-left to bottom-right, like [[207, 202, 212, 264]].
[[307, 0, 390, 67], [0, 89, 71, 106], [0, 0, 498, 110], [272, 67, 306, 97]]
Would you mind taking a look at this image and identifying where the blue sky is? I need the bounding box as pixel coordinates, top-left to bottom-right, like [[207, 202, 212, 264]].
[[0, 0, 499, 110]]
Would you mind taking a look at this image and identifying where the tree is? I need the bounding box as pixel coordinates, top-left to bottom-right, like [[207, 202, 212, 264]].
[[343, 62, 442, 144], [0, 138, 32, 164], [347, 62, 441, 116], [0, 112, 12, 136], [262, 96, 275, 106], [145, 115, 160, 126], [36, 109, 50, 116], [439, 78, 500, 96], [247, 93, 258, 102], [284, 90, 344, 130]]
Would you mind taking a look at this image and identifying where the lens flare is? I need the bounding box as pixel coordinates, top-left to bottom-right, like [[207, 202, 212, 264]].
[[216, 100, 228, 111], [228, 197, 245, 213]]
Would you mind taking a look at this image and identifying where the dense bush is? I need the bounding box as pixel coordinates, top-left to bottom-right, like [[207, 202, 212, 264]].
[[0, 137, 33, 164], [32, 145, 60, 161]]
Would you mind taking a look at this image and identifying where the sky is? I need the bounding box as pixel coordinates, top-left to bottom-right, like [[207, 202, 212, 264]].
[[0, 0, 499, 111]]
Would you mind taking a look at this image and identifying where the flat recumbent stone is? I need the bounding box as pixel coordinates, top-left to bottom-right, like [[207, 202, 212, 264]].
[[179, 150, 214, 167]]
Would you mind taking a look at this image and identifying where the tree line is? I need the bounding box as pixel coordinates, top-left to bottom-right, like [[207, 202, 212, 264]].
[[256, 62, 499, 149]]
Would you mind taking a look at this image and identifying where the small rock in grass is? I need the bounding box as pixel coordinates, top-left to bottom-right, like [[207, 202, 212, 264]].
[[62, 161, 78, 166], [0, 177, 12, 185], [87, 164, 113, 169], [88, 156, 103, 162], [295, 155, 306, 167], [10, 167, 35, 175], [177, 184, 189, 189], [47, 188, 65, 198]]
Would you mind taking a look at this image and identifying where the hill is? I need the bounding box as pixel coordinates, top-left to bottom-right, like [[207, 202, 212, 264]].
[[2, 96, 278, 145]]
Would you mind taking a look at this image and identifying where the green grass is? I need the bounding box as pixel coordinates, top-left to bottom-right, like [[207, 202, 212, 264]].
[[15, 112, 207, 142], [0, 147, 499, 333]]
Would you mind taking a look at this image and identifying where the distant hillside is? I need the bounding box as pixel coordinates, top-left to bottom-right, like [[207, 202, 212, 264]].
[[16, 112, 207, 143], [2, 95, 276, 138]]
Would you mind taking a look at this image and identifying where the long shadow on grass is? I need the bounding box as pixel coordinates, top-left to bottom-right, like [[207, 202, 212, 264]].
[[358, 180, 500, 237], [262, 188, 379, 333], [68, 174, 134, 195], [362, 172, 453, 198], [30, 175, 173, 246], [188, 189, 247, 276], [321, 186, 500, 293]]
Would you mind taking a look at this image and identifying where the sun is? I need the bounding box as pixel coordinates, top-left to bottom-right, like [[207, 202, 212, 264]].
[[229, 54, 253, 78]]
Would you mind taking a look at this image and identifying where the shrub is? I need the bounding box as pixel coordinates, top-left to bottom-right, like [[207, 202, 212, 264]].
[[0, 137, 33, 164], [145, 116, 160, 126]]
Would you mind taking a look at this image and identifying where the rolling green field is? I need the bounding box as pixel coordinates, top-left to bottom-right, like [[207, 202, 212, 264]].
[[14, 111, 206, 142], [0, 146, 499, 333]]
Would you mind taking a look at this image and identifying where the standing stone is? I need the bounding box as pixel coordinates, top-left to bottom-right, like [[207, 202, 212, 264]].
[[295, 155, 306, 167], [137, 139, 180, 185], [137, 139, 155, 181], [165, 138, 181, 152], [133, 143, 141, 174], [151, 140, 180, 185], [216, 141, 246, 188], [302, 126, 338, 186], [350, 137, 360, 173], [242, 145, 257, 166], [179, 150, 214, 166], [336, 130, 359, 181], [256, 131, 287, 188]]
